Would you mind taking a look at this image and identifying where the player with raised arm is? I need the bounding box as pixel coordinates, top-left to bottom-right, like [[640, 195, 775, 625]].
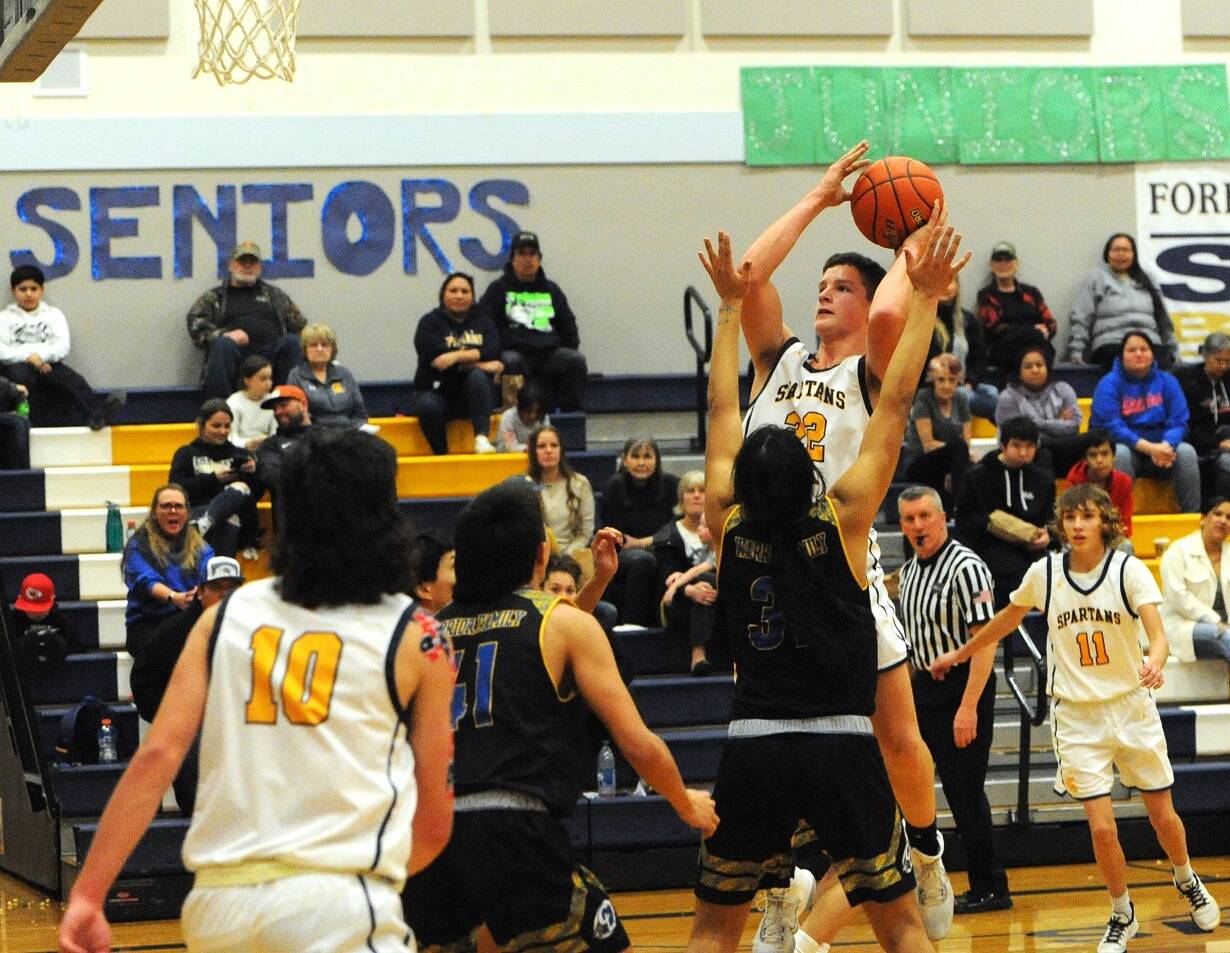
[[59, 428, 455, 953], [740, 145, 958, 949], [403, 481, 717, 953], [686, 219, 967, 953], [930, 483, 1221, 953]]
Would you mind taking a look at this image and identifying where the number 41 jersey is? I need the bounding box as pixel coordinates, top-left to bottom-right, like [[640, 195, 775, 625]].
[[182, 578, 425, 886]]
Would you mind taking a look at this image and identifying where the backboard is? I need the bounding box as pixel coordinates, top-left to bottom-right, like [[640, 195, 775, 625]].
[[0, 0, 104, 82]]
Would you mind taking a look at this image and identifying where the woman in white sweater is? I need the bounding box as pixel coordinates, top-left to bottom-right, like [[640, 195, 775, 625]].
[[1160, 497, 1230, 663], [525, 424, 594, 555]]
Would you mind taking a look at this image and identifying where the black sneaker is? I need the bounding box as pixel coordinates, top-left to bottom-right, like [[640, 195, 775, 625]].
[[954, 890, 1013, 914]]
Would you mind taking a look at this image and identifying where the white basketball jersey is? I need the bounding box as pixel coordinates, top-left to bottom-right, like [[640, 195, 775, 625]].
[[743, 340, 871, 498], [182, 578, 424, 887], [1016, 551, 1161, 703]]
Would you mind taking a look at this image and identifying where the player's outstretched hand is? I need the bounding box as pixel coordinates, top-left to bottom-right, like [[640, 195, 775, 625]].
[[1139, 659, 1165, 690], [680, 788, 720, 838], [903, 200, 971, 299], [590, 527, 622, 582], [929, 649, 960, 682], [59, 899, 111, 953], [698, 230, 752, 302], [812, 140, 871, 209]]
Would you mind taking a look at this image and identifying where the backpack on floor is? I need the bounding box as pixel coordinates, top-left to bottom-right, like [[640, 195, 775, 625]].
[[54, 694, 116, 765]]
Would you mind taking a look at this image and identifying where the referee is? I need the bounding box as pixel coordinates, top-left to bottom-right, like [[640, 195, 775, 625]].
[[896, 485, 1012, 914]]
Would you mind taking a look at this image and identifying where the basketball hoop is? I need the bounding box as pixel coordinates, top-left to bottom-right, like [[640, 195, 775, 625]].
[[193, 0, 301, 86]]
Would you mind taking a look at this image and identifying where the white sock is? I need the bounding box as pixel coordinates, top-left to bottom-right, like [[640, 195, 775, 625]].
[[794, 931, 828, 953], [1111, 891, 1132, 917], [1174, 861, 1194, 884]]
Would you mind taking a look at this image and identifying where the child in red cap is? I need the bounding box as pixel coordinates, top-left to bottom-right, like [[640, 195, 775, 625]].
[[12, 572, 76, 648]]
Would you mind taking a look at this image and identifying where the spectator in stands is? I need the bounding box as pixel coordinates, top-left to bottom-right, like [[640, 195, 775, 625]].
[[1173, 332, 1230, 498], [932, 275, 996, 420], [975, 242, 1056, 372], [0, 265, 123, 429], [1068, 232, 1178, 369], [168, 399, 260, 558], [995, 344, 1085, 477], [478, 231, 587, 411], [411, 531, 455, 615], [255, 384, 312, 524], [498, 380, 549, 453], [0, 376, 30, 469], [901, 354, 974, 511], [1067, 430, 1135, 540], [653, 471, 718, 676], [286, 323, 368, 429], [1091, 331, 1200, 512], [600, 437, 679, 627], [412, 271, 503, 455], [226, 355, 276, 452], [128, 555, 244, 814], [956, 416, 1054, 608], [525, 424, 594, 556], [187, 242, 306, 399], [10, 572, 80, 665], [542, 549, 619, 637], [1161, 497, 1230, 665], [122, 484, 213, 657]]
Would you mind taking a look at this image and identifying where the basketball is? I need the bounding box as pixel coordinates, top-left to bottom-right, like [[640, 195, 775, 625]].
[[850, 156, 944, 249]]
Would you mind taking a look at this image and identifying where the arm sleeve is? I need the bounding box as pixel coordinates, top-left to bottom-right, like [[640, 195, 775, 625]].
[[348, 372, 369, 426], [1160, 546, 1221, 624], [123, 543, 167, 598], [414, 314, 449, 367], [186, 289, 221, 349], [1034, 287, 1057, 337], [576, 476, 595, 544], [1036, 384, 1080, 437], [476, 315, 503, 362], [1161, 373, 1190, 447], [1178, 370, 1217, 454], [477, 281, 507, 337], [1091, 377, 1140, 446], [1008, 558, 1047, 609], [272, 286, 306, 336], [975, 288, 1000, 333], [1065, 273, 1099, 359], [551, 286, 581, 350], [963, 310, 989, 384], [993, 388, 1023, 427], [41, 307, 72, 363]]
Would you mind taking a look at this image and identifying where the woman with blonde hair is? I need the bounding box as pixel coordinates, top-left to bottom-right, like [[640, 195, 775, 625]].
[[286, 322, 369, 428], [652, 470, 719, 675], [122, 483, 213, 656]]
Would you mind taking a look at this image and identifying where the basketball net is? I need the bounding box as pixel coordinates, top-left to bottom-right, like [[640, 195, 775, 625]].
[[193, 0, 301, 85]]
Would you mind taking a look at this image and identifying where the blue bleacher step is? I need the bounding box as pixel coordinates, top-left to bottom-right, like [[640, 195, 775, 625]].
[[629, 674, 733, 729], [613, 627, 690, 677], [585, 792, 702, 850], [37, 702, 139, 765], [52, 763, 126, 817], [24, 652, 126, 705], [71, 817, 189, 877], [612, 727, 725, 787]]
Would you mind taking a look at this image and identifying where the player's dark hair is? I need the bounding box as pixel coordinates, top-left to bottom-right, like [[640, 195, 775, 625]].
[[452, 481, 545, 604], [822, 252, 886, 299], [733, 425, 817, 528], [1084, 428, 1114, 455], [1201, 496, 1229, 516], [195, 397, 233, 431], [998, 415, 1039, 447], [438, 271, 475, 308], [545, 553, 582, 586], [1103, 233, 1170, 341], [411, 531, 453, 589], [1053, 483, 1124, 548], [274, 428, 414, 608], [10, 264, 44, 288]]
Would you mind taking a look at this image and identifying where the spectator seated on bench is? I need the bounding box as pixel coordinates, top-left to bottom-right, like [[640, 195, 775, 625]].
[[1161, 497, 1230, 666]]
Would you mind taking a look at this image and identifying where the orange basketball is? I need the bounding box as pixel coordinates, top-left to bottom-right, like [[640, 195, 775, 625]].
[[849, 156, 944, 249]]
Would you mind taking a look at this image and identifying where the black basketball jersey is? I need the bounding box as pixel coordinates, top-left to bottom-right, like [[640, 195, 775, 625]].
[[715, 497, 877, 720], [438, 587, 588, 817]]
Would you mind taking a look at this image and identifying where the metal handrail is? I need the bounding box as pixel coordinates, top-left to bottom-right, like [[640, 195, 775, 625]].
[[1002, 620, 1048, 827], [683, 286, 713, 450]]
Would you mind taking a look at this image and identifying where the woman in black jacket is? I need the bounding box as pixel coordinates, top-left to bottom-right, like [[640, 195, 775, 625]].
[[412, 272, 505, 455], [652, 470, 718, 675], [168, 398, 260, 557]]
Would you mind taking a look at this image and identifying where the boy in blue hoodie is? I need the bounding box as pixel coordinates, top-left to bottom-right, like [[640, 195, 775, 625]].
[[1091, 331, 1199, 512]]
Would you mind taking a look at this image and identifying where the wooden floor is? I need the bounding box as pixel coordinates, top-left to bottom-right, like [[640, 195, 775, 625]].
[[5, 857, 1229, 951]]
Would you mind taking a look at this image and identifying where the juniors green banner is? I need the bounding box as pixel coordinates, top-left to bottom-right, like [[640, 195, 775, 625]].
[[741, 65, 1230, 166]]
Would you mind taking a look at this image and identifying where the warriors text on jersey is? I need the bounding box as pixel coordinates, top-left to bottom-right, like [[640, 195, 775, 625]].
[[1010, 549, 1163, 703], [742, 339, 872, 497], [438, 587, 588, 817], [181, 578, 425, 887], [715, 496, 877, 720]]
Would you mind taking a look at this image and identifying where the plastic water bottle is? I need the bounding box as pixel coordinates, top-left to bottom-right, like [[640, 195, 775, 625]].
[[15, 398, 29, 418], [97, 719, 118, 764], [125, 519, 137, 543], [596, 741, 616, 797], [105, 502, 123, 553]]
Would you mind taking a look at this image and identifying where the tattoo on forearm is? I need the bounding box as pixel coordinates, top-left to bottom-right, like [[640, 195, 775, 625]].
[[718, 303, 739, 325]]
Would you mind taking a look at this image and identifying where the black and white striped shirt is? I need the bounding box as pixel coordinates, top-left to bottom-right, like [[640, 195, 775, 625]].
[[897, 538, 997, 669]]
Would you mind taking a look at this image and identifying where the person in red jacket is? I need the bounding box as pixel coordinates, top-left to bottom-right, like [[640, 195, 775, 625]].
[[1067, 430, 1135, 538]]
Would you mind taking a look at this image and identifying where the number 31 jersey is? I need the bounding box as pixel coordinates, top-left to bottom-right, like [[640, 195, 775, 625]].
[[742, 339, 871, 497], [182, 578, 424, 886]]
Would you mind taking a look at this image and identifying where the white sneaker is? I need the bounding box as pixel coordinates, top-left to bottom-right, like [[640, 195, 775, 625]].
[[1096, 905, 1138, 953], [1176, 873, 1221, 931], [752, 867, 816, 953], [912, 831, 954, 941], [474, 435, 497, 454]]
